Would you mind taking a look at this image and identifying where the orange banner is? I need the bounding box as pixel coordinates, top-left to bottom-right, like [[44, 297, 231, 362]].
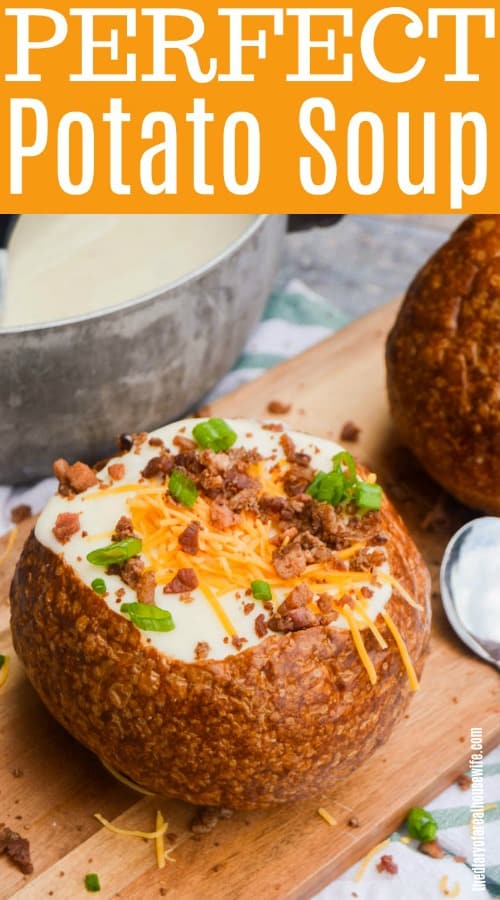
[[0, 1, 498, 211]]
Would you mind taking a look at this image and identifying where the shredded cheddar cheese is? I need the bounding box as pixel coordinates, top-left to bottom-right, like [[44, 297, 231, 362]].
[[355, 838, 391, 882], [381, 610, 420, 691], [94, 812, 167, 840], [155, 810, 166, 870], [99, 758, 156, 796], [343, 607, 377, 685], [318, 807, 337, 826], [440, 874, 461, 897], [0, 526, 17, 567], [80, 449, 420, 689]]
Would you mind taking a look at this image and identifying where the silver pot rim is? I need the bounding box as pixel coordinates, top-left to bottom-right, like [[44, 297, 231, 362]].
[[0, 213, 271, 337]]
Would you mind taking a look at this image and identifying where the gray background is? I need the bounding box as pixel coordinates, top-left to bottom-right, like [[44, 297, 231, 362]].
[[278, 214, 464, 314]]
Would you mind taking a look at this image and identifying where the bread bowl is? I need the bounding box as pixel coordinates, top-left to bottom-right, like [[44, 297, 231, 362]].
[[10, 418, 430, 810], [386, 215, 500, 515]]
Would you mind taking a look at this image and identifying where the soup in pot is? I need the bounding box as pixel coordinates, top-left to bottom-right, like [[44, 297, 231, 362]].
[[0, 214, 257, 328]]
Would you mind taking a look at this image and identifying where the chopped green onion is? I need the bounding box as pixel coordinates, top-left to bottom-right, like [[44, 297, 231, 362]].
[[354, 481, 383, 512], [0, 654, 5, 669], [168, 470, 198, 508], [120, 602, 175, 633], [84, 873, 101, 893], [86, 537, 142, 567], [406, 807, 438, 843], [192, 418, 237, 452], [251, 580, 272, 603], [307, 470, 345, 505], [332, 451, 357, 483], [91, 578, 107, 595]]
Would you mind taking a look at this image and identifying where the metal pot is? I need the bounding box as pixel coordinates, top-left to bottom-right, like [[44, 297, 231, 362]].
[[0, 214, 341, 484]]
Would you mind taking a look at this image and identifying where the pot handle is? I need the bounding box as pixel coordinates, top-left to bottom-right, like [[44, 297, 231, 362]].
[[0, 215, 19, 248], [287, 214, 344, 232]]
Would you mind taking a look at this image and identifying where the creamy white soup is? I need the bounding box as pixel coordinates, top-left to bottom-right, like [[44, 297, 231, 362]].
[[0, 214, 257, 327]]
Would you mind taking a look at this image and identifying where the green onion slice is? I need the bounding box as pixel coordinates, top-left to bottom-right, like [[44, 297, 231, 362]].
[[120, 602, 175, 633], [251, 580, 272, 603], [354, 481, 383, 512], [168, 470, 198, 508], [86, 537, 142, 567], [307, 470, 345, 505], [192, 418, 237, 452], [91, 578, 107, 595], [406, 807, 438, 843], [84, 873, 101, 893], [332, 451, 357, 483]]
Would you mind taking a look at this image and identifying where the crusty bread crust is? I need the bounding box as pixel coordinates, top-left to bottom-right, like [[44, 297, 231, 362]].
[[386, 215, 500, 514], [10, 493, 430, 810]]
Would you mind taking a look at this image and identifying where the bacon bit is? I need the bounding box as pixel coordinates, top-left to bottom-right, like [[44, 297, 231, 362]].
[[267, 401, 292, 415], [262, 423, 284, 432], [376, 854, 398, 875], [231, 635, 248, 651], [137, 571, 156, 606], [360, 586, 374, 599], [141, 454, 173, 479], [178, 522, 200, 555], [194, 641, 210, 660], [10, 504, 32, 524], [456, 774, 472, 791], [340, 421, 361, 443], [418, 839, 445, 859], [116, 588, 125, 599], [52, 512, 80, 544], [149, 437, 164, 448], [108, 463, 125, 481], [190, 806, 232, 834], [317, 593, 335, 613], [112, 516, 136, 542], [279, 433, 297, 462], [120, 557, 145, 589], [243, 602, 255, 616], [133, 432, 148, 453], [0, 825, 33, 874], [53, 458, 99, 494], [163, 568, 198, 594], [173, 435, 197, 451], [278, 582, 312, 613], [255, 614, 268, 637], [210, 502, 236, 530]]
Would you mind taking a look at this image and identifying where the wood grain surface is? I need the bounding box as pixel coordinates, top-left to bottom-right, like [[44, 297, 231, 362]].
[[1, 298, 499, 900]]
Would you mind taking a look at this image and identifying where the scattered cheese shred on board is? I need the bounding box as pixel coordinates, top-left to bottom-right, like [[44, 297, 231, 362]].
[[0, 526, 17, 566], [318, 807, 337, 826], [99, 758, 155, 796], [155, 810, 166, 870], [93, 812, 167, 840], [381, 610, 419, 691], [440, 874, 461, 896], [355, 838, 391, 882]]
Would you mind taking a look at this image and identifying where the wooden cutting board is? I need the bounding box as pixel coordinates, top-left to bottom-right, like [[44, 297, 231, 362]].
[[1, 299, 499, 900]]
